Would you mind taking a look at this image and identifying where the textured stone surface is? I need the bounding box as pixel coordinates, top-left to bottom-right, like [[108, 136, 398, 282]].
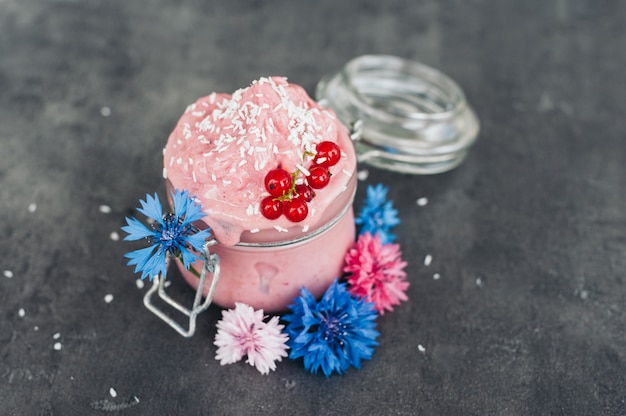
[[1, 1, 625, 415]]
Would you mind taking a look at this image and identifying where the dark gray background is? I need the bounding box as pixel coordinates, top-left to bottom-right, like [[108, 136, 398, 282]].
[[2, 1, 625, 415]]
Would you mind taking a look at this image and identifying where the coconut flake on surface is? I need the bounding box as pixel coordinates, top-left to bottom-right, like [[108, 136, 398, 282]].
[[357, 169, 369, 181]]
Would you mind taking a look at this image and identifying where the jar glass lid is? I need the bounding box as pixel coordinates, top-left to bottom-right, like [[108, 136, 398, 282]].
[[316, 55, 480, 174]]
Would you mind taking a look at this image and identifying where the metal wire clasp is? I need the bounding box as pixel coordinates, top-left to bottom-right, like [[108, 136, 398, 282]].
[[143, 240, 220, 337]]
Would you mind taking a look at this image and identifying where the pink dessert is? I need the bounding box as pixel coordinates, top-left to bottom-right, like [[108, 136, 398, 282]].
[[163, 77, 357, 312]]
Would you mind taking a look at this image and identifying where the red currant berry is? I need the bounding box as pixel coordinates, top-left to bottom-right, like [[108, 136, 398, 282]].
[[307, 165, 330, 189], [260, 196, 283, 220], [283, 198, 309, 222], [264, 168, 292, 197], [294, 184, 315, 202], [314, 141, 341, 167]]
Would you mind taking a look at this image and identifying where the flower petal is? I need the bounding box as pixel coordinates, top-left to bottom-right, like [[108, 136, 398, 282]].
[[137, 193, 164, 223], [121, 217, 155, 241]]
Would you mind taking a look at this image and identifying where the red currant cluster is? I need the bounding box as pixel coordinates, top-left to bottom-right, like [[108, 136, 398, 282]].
[[260, 141, 341, 223]]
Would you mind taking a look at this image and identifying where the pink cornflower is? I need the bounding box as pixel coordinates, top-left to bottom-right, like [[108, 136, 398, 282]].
[[214, 303, 289, 374], [344, 232, 409, 314]]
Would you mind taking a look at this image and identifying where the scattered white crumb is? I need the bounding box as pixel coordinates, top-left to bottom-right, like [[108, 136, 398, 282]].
[[135, 279, 145, 289], [475, 276, 484, 287], [164, 280, 172, 288], [99, 205, 112, 214], [3, 270, 13, 278], [109, 387, 117, 398], [424, 254, 432, 266], [418, 344, 426, 352], [18, 308, 25, 318], [53, 342, 62, 351], [357, 169, 369, 181], [53, 332, 61, 339], [100, 106, 111, 117], [109, 231, 120, 241], [28, 203, 37, 213], [104, 294, 114, 304], [433, 273, 441, 280], [416, 197, 428, 206], [70, 376, 74, 380], [162, 168, 168, 179], [33, 326, 39, 331], [249, 228, 260, 234], [579, 289, 589, 300]]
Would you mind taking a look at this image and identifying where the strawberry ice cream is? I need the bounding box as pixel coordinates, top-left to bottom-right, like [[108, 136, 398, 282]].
[[163, 77, 357, 311]]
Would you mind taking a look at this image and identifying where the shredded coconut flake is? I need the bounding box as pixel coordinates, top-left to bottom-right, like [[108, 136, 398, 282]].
[[104, 294, 114, 304], [273, 225, 289, 233], [53, 342, 62, 351], [28, 203, 37, 213], [18, 308, 25, 318], [433, 273, 441, 280], [417, 197, 429, 206], [249, 228, 260, 233], [53, 332, 61, 339], [296, 164, 310, 176], [3, 270, 13, 278], [135, 279, 145, 289], [109, 388, 118, 398], [424, 255, 432, 266], [418, 344, 426, 353], [99, 205, 112, 214], [110, 231, 120, 241]]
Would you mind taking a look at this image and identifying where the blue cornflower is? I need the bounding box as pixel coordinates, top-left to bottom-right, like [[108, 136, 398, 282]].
[[283, 279, 379, 377], [355, 184, 400, 244], [122, 189, 212, 280]]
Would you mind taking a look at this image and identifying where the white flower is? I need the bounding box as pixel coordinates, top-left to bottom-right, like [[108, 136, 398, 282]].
[[214, 303, 289, 375]]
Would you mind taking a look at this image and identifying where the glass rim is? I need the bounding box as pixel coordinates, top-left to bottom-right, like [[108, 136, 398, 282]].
[[209, 183, 356, 250]]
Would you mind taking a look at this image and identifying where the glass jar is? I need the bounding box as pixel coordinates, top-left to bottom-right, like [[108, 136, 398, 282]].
[[169, 172, 357, 313], [316, 55, 480, 174]]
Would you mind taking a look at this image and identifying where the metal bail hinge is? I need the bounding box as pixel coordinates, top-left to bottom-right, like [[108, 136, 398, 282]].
[[143, 240, 220, 337]]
